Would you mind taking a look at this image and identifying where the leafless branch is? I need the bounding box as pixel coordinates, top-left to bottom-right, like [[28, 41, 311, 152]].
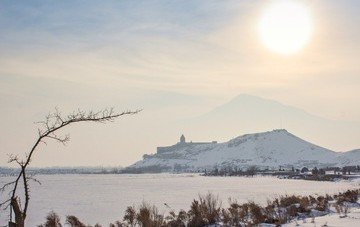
[[1, 107, 140, 226], [7, 154, 23, 167], [26, 176, 41, 186], [0, 199, 11, 210], [0, 181, 16, 192]]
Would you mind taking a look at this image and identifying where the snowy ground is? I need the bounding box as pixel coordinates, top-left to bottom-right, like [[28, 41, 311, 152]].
[[0, 174, 359, 226], [282, 208, 360, 227]]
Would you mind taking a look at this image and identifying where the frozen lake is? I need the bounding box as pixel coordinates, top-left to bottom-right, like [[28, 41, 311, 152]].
[[0, 174, 359, 226]]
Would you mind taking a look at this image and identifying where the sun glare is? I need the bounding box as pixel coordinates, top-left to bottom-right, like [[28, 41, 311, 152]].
[[258, 1, 313, 55]]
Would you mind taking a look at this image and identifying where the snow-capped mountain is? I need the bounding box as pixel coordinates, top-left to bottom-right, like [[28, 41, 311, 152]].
[[128, 129, 359, 171]]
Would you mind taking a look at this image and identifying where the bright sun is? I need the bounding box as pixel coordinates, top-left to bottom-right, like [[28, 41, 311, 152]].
[[258, 1, 313, 55]]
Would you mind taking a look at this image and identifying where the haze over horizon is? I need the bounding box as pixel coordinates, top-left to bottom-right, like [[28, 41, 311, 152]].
[[1, 0, 359, 167]]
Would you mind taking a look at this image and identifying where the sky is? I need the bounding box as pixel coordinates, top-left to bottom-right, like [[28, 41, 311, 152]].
[[0, 0, 359, 167]]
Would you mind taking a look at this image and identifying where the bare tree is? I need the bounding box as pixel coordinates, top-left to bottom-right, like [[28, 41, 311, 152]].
[[246, 166, 258, 176], [0, 108, 140, 227]]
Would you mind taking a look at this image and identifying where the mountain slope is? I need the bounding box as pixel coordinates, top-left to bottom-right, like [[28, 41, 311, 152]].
[[129, 129, 358, 171], [338, 149, 360, 166]]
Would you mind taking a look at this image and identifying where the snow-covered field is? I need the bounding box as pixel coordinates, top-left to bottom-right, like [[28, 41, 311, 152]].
[[0, 174, 359, 226], [282, 208, 360, 227]]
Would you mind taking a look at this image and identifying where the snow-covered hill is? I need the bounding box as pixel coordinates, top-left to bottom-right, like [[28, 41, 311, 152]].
[[129, 129, 359, 172], [337, 149, 360, 166]]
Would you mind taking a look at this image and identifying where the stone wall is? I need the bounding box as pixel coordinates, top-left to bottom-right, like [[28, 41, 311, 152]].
[[156, 141, 217, 154]]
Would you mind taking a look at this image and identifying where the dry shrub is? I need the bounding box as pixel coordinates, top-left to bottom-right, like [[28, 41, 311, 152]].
[[136, 202, 165, 227], [286, 205, 298, 217], [199, 193, 221, 224], [247, 202, 266, 224], [263, 202, 277, 224], [188, 193, 221, 226], [325, 194, 333, 201], [123, 206, 136, 226], [66, 215, 86, 227], [226, 202, 267, 225], [279, 195, 301, 207], [221, 202, 247, 226], [335, 189, 359, 204], [334, 203, 342, 214], [109, 221, 123, 227], [308, 195, 317, 205], [188, 200, 208, 227], [221, 208, 231, 226], [334, 203, 349, 218], [315, 196, 328, 212], [166, 210, 186, 227], [264, 195, 312, 224], [299, 197, 310, 213], [38, 211, 62, 227]]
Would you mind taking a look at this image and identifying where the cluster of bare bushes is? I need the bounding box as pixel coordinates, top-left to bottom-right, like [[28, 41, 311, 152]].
[[37, 189, 359, 227]]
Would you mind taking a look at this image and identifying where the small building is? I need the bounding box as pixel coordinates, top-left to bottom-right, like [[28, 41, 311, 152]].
[[180, 134, 185, 143]]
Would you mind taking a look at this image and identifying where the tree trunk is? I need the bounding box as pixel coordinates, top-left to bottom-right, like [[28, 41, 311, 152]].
[[11, 197, 25, 227], [8, 222, 17, 227]]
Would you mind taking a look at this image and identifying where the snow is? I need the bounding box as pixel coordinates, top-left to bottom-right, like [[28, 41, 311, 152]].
[[282, 208, 360, 226], [131, 129, 359, 171], [337, 149, 360, 166], [0, 174, 358, 226]]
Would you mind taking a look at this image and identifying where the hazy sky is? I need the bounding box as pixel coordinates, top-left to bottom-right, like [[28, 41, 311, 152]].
[[0, 0, 359, 167]]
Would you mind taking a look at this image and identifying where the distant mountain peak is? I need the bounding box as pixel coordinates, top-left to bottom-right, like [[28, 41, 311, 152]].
[[206, 93, 298, 117], [228, 94, 282, 105]]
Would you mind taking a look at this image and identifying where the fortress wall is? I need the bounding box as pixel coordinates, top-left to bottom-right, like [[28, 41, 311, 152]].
[[190, 141, 217, 145], [157, 141, 217, 154], [157, 146, 174, 154]]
